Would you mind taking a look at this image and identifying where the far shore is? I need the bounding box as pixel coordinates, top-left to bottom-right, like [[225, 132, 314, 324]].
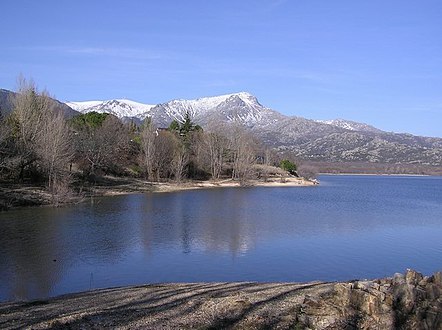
[[94, 176, 317, 196], [0, 176, 316, 210], [318, 172, 431, 176]]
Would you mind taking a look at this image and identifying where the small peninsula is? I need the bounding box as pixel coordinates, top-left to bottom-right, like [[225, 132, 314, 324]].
[[0, 173, 315, 211]]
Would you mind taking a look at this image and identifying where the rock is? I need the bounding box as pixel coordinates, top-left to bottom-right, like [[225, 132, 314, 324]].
[[298, 269, 441, 330], [405, 269, 423, 285], [393, 272, 405, 285], [424, 283, 440, 301], [433, 271, 442, 287], [418, 277, 429, 287]]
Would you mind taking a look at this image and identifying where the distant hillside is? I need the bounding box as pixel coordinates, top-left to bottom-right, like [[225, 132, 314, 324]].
[[0, 89, 79, 119], [0, 89, 14, 118], [315, 118, 383, 133], [255, 118, 442, 165]]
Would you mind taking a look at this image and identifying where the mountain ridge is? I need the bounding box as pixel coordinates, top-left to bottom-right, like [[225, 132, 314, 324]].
[[67, 92, 270, 127], [315, 119, 383, 134], [67, 92, 386, 134], [66, 99, 155, 119]]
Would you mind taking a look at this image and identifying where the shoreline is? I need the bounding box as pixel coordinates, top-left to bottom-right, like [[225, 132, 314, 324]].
[[318, 172, 431, 177], [0, 176, 316, 210], [1, 269, 440, 329], [96, 176, 317, 196]]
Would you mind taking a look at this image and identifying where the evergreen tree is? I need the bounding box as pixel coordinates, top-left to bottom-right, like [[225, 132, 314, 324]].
[[280, 159, 297, 175], [70, 111, 109, 130]]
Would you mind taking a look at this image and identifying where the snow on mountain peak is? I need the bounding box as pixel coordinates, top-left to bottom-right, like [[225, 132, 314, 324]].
[[168, 92, 256, 110], [147, 92, 263, 123], [65, 91, 272, 127], [66, 99, 155, 118], [66, 100, 103, 111]]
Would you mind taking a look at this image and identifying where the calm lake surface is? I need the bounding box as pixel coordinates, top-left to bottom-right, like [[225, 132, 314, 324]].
[[1, 175, 441, 302]]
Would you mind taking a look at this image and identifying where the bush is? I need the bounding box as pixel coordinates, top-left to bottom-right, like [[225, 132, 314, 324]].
[[280, 159, 297, 175]]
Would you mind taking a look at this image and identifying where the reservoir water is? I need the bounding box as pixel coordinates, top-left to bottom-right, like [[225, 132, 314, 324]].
[[0, 175, 441, 302]]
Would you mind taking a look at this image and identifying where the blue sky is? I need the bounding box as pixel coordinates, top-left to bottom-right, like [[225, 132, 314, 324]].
[[1, 1, 442, 137]]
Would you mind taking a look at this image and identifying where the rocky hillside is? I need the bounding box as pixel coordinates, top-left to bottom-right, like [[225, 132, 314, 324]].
[[255, 120, 442, 165], [0, 89, 79, 119], [315, 118, 383, 133]]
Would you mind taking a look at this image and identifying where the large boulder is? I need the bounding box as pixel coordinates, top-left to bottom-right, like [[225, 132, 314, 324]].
[[298, 269, 442, 329]]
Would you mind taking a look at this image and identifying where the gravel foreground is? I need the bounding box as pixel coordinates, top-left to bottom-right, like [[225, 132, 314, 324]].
[[1, 270, 441, 329], [1, 282, 330, 329]]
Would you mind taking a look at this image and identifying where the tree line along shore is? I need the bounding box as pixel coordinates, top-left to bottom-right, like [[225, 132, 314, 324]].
[[0, 79, 314, 210]]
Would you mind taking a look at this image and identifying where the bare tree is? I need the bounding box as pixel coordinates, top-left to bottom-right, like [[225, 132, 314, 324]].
[[100, 115, 130, 173], [172, 140, 188, 183], [186, 130, 206, 179], [6, 77, 74, 203], [10, 77, 51, 181], [75, 115, 130, 177], [152, 130, 175, 181], [204, 132, 227, 180], [0, 117, 13, 178], [297, 163, 318, 180], [264, 148, 276, 167], [228, 125, 257, 184], [36, 109, 73, 202], [140, 118, 156, 180]]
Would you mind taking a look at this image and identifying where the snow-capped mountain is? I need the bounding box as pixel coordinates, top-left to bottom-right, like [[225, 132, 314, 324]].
[[211, 93, 284, 127], [149, 92, 284, 127], [66, 92, 283, 128], [66, 99, 155, 119], [315, 119, 383, 133], [66, 93, 384, 133]]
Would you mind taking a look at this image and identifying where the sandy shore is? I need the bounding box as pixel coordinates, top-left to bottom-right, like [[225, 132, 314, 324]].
[[150, 177, 316, 193], [89, 176, 317, 196]]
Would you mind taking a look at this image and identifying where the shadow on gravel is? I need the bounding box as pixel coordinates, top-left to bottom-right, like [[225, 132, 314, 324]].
[[1, 282, 328, 329]]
